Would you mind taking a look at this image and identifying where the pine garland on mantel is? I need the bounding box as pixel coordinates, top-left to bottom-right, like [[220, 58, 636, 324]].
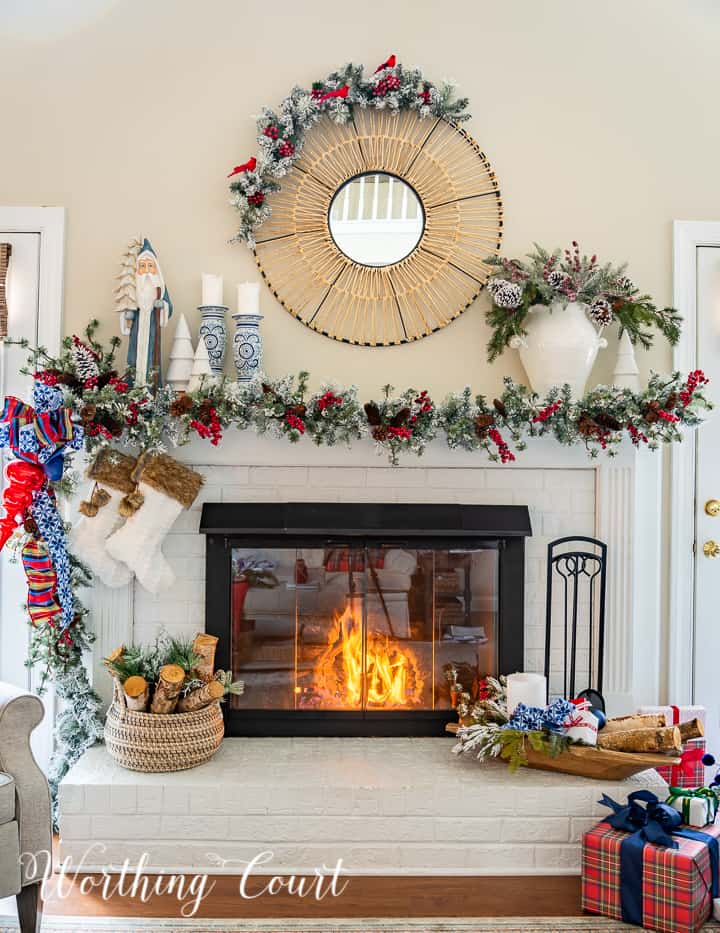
[[4, 322, 711, 822]]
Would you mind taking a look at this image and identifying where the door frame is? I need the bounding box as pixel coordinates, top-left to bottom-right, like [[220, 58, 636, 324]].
[[669, 220, 720, 702], [0, 206, 65, 350]]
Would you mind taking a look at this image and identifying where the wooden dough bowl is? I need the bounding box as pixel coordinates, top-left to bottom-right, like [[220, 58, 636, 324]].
[[446, 724, 680, 781]]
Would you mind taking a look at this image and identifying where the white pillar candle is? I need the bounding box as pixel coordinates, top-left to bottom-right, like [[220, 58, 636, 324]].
[[237, 282, 260, 316], [506, 672, 547, 715], [201, 273, 223, 307]]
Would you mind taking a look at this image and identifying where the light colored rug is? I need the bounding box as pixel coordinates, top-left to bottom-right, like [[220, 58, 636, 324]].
[[0, 919, 718, 932]]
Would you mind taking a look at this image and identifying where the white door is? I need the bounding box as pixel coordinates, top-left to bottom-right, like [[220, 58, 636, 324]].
[[693, 246, 720, 754], [0, 232, 53, 769]]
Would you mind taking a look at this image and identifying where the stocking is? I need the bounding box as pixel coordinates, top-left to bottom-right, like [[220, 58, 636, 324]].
[[68, 485, 133, 587], [105, 453, 203, 595], [68, 449, 137, 588]]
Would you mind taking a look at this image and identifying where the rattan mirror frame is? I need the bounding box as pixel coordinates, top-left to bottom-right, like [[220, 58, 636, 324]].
[[254, 109, 503, 346]]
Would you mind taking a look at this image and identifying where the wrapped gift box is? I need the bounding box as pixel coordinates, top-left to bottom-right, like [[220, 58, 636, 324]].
[[638, 705, 707, 787], [667, 787, 719, 828], [582, 816, 720, 933]]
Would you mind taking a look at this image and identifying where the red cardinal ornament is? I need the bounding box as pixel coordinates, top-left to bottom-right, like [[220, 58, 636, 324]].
[[374, 54, 397, 73], [227, 157, 257, 178], [318, 85, 349, 103]]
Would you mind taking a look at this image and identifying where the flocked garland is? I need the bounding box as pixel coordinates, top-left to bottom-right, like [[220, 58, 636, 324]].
[[4, 321, 712, 822], [227, 56, 470, 246]]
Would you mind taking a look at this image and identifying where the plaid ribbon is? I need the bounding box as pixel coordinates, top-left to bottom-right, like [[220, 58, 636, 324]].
[[600, 790, 719, 925], [0, 396, 75, 479], [21, 537, 61, 627]]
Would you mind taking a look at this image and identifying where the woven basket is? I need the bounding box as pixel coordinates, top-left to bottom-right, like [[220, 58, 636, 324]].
[[104, 680, 224, 773]]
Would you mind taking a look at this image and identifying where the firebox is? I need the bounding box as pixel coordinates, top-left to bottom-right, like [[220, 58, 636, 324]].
[[200, 502, 531, 736]]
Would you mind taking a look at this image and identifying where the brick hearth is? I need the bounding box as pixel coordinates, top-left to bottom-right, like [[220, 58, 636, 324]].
[[59, 738, 666, 875]]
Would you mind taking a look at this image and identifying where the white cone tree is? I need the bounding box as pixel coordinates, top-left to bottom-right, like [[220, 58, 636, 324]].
[[187, 335, 212, 392], [166, 314, 194, 392]]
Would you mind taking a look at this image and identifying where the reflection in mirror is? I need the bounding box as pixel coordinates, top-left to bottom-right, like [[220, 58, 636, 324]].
[[329, 173, 424, 267]]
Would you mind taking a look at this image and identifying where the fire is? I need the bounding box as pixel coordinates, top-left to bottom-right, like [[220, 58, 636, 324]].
[[312, 600, 424, 708]]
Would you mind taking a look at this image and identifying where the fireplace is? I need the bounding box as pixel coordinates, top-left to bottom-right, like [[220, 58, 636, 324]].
[[200, 502, 531, 736]]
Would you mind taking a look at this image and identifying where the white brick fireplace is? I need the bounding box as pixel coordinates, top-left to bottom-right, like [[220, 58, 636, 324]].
[[60, 434, 666, 875]]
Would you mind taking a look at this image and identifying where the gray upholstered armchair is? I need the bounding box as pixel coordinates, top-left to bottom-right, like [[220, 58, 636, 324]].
[[0, 682, 52, 933]]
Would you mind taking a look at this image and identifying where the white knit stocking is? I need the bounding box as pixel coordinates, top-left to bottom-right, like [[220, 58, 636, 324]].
[[105, 483, 183, 594], [68, 485, 133, 588]]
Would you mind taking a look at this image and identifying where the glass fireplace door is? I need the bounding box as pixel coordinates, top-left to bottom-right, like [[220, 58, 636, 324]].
[[229, 542, 499, 717]]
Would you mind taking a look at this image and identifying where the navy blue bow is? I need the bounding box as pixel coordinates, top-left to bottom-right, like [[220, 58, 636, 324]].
[[599, 790, 681, 848]]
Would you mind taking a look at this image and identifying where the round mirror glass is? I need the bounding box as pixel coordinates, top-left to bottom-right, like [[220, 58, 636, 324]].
[[328, 172, 424, 267]]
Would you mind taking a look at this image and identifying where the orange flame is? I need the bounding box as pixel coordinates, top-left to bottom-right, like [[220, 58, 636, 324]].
[[313, 600, 424, 708]]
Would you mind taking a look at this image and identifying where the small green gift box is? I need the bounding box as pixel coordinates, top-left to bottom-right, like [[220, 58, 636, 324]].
[[666, 787, 719, 828]]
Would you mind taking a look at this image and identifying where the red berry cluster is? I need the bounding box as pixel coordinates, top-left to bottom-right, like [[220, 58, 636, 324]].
[[311, 85, 324, 100], [263, 125, 279, 140], [414, 389, 433, 414], [627, 424, 649, 446], [286, 413, 305, 434], [657, 409, 680, 423], [476, 678, 490, 700], [85, 423, 113, 439], [489, 428, 515, 463], [373, 74, 401, 96], [387, 425, 413, 440], [317, 390, 343, 412], [277, 140, 295, 158], [58, 630, 73, 647], [681, 369, 709, 406], [190, 407, 222, 446], [108, 376, 129, 393], [248, 192, 264, 207], [418, 89, 431, 105], [532, 400, 562, 423], [126, 401, 140, 426], [83, 376, 99, 390], [34, 371, 58, 386]]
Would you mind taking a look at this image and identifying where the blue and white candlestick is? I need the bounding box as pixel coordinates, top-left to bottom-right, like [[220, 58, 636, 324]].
[[232, 312, 264, 382], [198, 305, 228, 375]]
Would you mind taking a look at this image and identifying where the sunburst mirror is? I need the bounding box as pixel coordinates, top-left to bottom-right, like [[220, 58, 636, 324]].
[[253, 109, 503, 346]]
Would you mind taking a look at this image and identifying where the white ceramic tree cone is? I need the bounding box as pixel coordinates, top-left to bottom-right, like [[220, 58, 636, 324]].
[[511, 301, 607, 397], [612, 329, 641, 392]]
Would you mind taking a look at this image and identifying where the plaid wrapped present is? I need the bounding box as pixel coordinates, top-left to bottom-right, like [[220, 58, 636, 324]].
[[639, 705, 707, 788], [582, 790, 720, 933]]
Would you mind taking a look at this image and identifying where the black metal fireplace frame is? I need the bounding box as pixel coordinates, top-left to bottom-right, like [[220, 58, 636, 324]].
[[201, 502, 531, 737]]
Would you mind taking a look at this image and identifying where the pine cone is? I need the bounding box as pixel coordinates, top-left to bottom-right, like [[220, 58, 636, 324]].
[[642, 400, 661, 424], [364, 403, 382, 426], [24, 518, 38, 535], [97, 371, 118, 390], [197, 398, 214, 425], [371, 425, 388, 442], [79, 404, 97, 423], [577, 414, 599, 437], [169, 394, 193, 417], [493, 399, 507, 417], [474, 413, 495, 438], [664, 392, 678, 410], [103, 417, 124, 438], [289, 403, 307, 419], [594, 412, 622, 431]]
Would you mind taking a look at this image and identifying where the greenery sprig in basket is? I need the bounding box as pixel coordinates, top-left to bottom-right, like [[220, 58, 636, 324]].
[[484, 242, 682, 362]]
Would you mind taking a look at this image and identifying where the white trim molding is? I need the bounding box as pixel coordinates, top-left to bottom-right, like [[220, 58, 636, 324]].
[[0, 206, 65, 350], [670, 221, 720, 703]]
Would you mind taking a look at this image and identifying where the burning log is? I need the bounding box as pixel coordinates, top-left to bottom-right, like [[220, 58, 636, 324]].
[[149, 664, 185, 714]]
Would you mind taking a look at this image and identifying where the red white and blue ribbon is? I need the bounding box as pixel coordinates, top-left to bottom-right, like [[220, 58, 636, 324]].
[[0, 383, 83, 631]]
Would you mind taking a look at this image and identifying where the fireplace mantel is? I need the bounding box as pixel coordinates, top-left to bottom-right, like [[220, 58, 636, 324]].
[[84, 434, 663, 718]]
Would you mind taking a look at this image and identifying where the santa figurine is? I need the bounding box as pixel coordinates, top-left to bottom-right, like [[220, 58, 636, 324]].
[[114, 236, 173, 391]]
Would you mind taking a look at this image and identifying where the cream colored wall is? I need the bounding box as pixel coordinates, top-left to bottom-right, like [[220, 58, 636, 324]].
[[1, 0, 719, 396]]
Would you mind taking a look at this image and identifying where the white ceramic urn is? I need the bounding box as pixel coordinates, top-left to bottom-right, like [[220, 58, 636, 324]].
[[509, 301, 607, 397]]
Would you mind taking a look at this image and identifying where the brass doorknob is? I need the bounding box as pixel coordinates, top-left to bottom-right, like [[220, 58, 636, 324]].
[[703, 540, 720, 558], [706, 500, 720, 517]]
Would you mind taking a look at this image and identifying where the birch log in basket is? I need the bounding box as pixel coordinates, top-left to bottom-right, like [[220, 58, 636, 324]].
[[105, 680, 224, 772]]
